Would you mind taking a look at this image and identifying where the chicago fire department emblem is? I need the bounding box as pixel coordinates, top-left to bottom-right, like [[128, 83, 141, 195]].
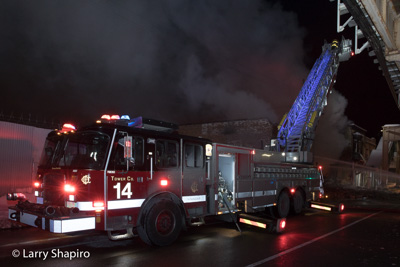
[[81, 174, 91, 185], [191, 181, 198, 193]]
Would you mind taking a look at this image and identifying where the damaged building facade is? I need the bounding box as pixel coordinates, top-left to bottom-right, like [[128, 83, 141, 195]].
[[179, 118, 274, 150]]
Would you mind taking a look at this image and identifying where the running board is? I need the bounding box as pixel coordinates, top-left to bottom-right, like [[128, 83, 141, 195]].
[[107, 228, 136, 241], [308, 201, 345, 213], [238, 213, 286, 233], [188, 217, 205, 227]]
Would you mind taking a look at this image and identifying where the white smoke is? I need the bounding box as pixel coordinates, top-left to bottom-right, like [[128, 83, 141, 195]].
[[313, 90, 350, 159]]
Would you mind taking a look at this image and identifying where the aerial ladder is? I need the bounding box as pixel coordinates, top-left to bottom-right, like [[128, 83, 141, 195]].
[[275, 38, 353, 163]]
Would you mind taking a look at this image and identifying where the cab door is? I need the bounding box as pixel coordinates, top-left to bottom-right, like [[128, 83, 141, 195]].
[[181, 141, 207, 217]]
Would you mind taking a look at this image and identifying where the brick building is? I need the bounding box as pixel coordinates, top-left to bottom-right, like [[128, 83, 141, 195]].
[[178, 118, 274, 149]]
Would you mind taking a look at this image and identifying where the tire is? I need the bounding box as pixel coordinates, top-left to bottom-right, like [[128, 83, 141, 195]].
[[143, 199, 182, 246], [291, 190, 304, 215], [275, 191, 290, 218]]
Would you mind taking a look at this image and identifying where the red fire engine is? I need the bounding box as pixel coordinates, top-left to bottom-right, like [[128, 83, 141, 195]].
[[8, 115, 329, 246], [8, 39, 350, 246]]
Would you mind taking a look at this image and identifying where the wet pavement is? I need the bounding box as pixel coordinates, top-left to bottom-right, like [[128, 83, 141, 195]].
[[1, 200, 400, 266], [1, 187, 399, 266]]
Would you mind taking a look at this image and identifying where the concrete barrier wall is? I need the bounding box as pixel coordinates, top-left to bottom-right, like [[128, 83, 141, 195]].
[[0, 121, 50, 196]]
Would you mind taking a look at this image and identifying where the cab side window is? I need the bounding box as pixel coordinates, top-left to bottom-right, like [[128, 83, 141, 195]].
[[156, 140, 178, 168], [111, 136, 144, 170], [185, 144, 203, 168]]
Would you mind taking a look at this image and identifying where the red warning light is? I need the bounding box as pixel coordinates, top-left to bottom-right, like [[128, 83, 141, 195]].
[[340, 204, 345, 212], [351, 51, 355, 57], [280, 219, 286, 230], [160, 179, 169, 187], [64, 184, 76, 193], [60, 123, 76, 133], [281, 220, 286, 229], [125, 140, 131, 147], [290, 188, 295, 194], [93, 201, 105, 212]]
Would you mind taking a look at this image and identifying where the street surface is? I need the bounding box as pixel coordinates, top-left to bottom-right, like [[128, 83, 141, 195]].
[[1, 204, 399, 266]]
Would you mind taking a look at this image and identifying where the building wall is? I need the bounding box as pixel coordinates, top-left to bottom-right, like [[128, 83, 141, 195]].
[[0, 121, 51, 195], [341, 124, 376, 164], [179, 118, 274, 149], [382, 124, 400, 172]]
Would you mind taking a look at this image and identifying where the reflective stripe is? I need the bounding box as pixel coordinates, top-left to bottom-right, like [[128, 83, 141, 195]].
[[9, 207, 95, 233], [237, 192, 252, 198], [75, 201, 96, 211], [253, 203, 275, 209], [253, 190, 277, 197], [239, 218, 267, 229], [310, 204, 332, 211], [237, 190, 277, 199], [107, 199, 145, 210], [50, 217, 95, 233], [74, 199, 145, 211], [182, 195, 206, 203]]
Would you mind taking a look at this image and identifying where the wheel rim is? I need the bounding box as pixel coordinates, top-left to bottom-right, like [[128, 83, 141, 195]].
[[155, 209, 176, 236]]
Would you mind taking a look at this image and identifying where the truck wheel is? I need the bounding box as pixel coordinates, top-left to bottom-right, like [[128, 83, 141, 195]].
[[292, 190, 304, 215], [144, 199, 182, 246], [276, 191, 290, 218]]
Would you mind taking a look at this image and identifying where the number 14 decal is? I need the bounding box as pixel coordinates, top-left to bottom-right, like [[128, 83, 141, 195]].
[[113, 182, 132, 199]]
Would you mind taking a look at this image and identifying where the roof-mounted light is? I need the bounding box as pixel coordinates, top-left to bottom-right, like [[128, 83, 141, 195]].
[[60, 123, 76, 133], [121, 115, 130, 120], [101, 114, 111, 120], [100, 114, 121, 122]]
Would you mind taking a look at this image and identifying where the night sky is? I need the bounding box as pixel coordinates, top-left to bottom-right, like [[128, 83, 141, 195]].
[[1, 0, 398, 144]]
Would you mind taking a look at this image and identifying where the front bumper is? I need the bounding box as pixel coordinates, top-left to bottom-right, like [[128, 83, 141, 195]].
[[8, 206, 95, 233]]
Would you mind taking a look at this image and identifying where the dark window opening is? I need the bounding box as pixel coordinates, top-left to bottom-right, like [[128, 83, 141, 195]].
[[110, 136, 144, 171], [156, 140, 178, 168], [185, 144, 203, 168]]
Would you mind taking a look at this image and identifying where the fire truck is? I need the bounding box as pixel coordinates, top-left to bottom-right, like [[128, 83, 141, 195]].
[[8, 39, 351, 246]]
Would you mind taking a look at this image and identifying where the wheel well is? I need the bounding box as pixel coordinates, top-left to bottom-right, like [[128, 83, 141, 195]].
[[277, 187, 305, 203], [137, 192, 186, 230], [296, 187, 306, 201]]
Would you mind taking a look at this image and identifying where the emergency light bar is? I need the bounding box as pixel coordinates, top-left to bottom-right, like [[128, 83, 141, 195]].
[[98, 114, 178, 132], [59, 123, 76, 134]]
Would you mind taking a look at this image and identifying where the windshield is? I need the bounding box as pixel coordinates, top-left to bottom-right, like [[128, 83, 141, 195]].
[[39, 131, 110, 170]]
